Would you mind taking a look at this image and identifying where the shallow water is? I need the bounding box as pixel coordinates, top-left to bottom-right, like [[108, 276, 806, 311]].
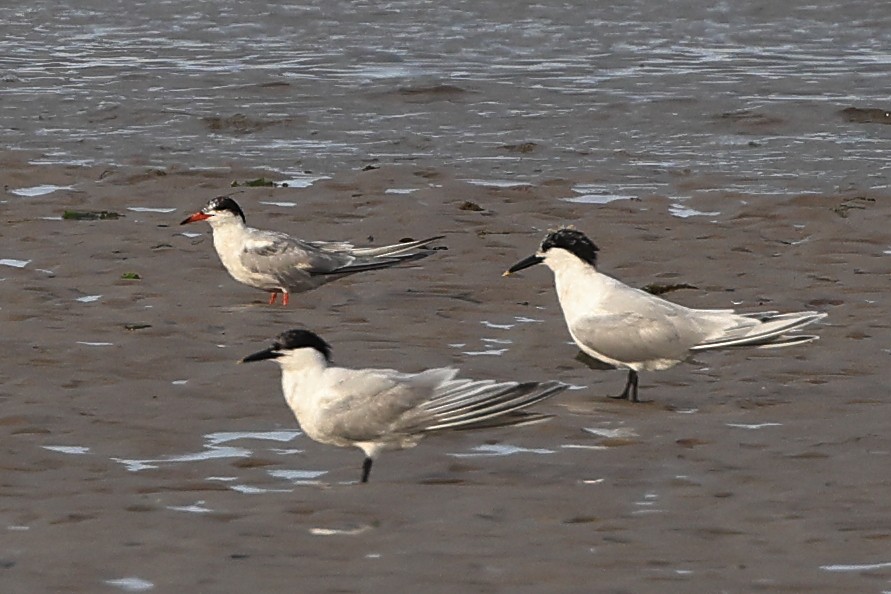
[[2, 0, 889, 194]]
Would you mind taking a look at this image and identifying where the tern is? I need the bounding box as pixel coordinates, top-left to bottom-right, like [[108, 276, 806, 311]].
[[504, 228, 827, 402], [241, 329, 567, 483], [181, 196, 443, 305]]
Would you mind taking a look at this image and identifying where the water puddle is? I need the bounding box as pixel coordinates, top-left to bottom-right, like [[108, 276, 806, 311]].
[[668, 203, 721, 219], [448, 444, 556, 458], [114, 445, 252, 472], [309, 525, 374, 537], [463, 179, 532, 189], [111, 431, 301, 472], [267, 442, 302, 453], [0, 259, 31, 268], [820, 561, 891, 572], [104, 577, 154, 592], [77, 341, 114, 347], [583, 427, 638, 439], [268, 469, 327, 486], [205, 431, 300, 445], [43, 446, 90, 455], [75, 295, 102, 303], [481, 320, 514, 330], [726, 422, 783, 430], [127, 207, 177, 213], [384, 188, 419, 195], [564, 193, 636, 205], [461, 348, 508, 357], [480, 316, 540, 331], [166, 501, 213, 514], [277, 173, 330, 188], [227, 484, 293, 495], [259, 201, 297, 207], [564, 184, 641, 205], [582, 478, 606, 485], [635, 492, 659, 507], [514, 316, 544, 324], [9, 185, 73, 197]]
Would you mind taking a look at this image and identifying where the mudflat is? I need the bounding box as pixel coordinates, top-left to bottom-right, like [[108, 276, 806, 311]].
[[1, 151, 888, 592]]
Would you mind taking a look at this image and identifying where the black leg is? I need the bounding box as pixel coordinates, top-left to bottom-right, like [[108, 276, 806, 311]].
[[361, 457, 373, 483], [609, 370, 639, 402], [628, 370, 639, 403]]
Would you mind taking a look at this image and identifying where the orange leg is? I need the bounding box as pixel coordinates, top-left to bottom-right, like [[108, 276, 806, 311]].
[[282, 292, 289, 306], [268, 292, 278, 305]]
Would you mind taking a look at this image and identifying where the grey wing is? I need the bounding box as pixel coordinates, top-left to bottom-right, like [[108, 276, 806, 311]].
[[570, 311, 700, 365], [240, 232, 354, 276], [305, 239, 357, 253], [315, 369, 438, 442]]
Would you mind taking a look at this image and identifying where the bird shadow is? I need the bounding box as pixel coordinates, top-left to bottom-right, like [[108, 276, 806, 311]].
[[573, 351, 616, 371]]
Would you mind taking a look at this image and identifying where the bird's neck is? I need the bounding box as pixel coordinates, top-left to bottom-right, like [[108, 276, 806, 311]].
[[552, 259, 609, 318], [278, 352, 329, 417], [208, 218, 250, 262], [209, 217, 248, 241]]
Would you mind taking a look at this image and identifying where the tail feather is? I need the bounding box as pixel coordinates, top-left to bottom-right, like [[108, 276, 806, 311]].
[[427, 383, 548, 424], [411, 380, 566, 432], [349, 235, 444, 257], [691, 311, 827, 351], [450, 411, 554, 431], [753, 334, 820, 349], [309, 250, 431, 277], [423, 380, 503, 412]]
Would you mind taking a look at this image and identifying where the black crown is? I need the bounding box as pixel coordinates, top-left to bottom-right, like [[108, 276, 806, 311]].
[[541, 228, 599, 265], [274, 329, 332, 361], [206, 196, 246, 223]]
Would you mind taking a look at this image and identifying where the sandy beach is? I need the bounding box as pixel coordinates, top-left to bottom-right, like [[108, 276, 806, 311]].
[[1, 150, 889, 592]]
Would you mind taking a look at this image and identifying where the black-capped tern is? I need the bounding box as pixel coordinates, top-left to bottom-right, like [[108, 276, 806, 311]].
[[181, 197, 443, 305], [241, 329, 567, 483], [505, 228, 827, 402]]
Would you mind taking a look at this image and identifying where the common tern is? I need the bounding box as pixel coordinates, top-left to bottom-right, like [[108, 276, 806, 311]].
[[505, 228, 827, 402], [241, 329, 567, 483], [181, 196, 443, 305]]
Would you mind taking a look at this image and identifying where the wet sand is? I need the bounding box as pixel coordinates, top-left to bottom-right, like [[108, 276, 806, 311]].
[[1, 151, 890, 592]]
